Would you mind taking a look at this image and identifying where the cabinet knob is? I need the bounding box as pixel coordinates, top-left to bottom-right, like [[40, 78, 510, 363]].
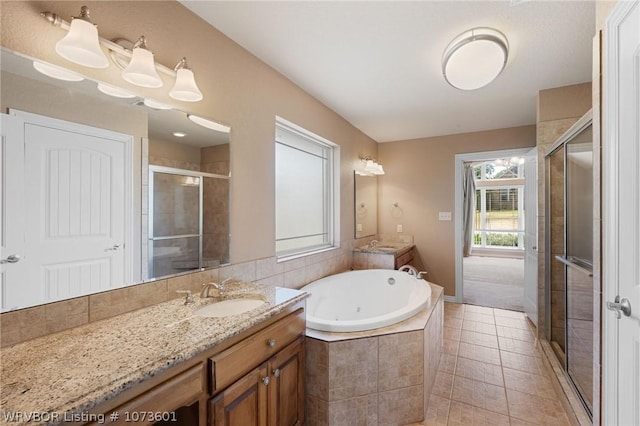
[[261, 376, 270, 386], [267, 339, 276, 348], [273, 368, 280, 378]]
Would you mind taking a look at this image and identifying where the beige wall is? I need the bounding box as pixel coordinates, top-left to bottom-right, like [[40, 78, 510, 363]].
[[149, 138, 202, 170], [0, 0, 378, 264], [378, 125, 536, 296]]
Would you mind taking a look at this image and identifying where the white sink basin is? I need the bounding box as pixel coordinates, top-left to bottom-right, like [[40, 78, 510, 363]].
[[193, 298, 266, 318]]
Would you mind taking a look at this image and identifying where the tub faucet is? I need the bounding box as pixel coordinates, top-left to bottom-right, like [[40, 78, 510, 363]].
[[417, 271, 427, 280], [200, 281, 225, 298], [399, 264, 418, 276], [368, 240, 379, 249]]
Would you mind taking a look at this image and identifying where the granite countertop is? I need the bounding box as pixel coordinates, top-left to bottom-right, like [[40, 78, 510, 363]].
[[352, 242, 414, 255], [0, 283, 307, 425]]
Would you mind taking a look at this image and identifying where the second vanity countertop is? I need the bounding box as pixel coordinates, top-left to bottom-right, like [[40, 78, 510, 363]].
[[0, 283, 307, 424], [353, 242, 414, 255]]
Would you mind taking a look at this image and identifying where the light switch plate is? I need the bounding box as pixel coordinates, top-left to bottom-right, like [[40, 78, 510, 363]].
[[439, 212, 452, 221]]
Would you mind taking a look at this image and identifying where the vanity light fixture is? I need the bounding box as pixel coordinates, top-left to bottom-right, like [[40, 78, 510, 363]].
[[121, 36, 163, 88], [360, 157, 385, 175], [97, 82, 136, 98], [53, 6, 109, 69], [442, 27, 509, 90], [187, 114, 231, 134], [33, 61, 85, 82], [169, 58, 203, 102], [42, 7, 204, 102]]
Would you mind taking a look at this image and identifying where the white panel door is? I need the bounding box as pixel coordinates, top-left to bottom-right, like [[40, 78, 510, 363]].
[[2, 110, 132, 310], [603, 1, 640, 424], [523, 147, 538, 326]]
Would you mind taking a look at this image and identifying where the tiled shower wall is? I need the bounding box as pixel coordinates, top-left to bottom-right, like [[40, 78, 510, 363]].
[[0, 237, 375, 348]]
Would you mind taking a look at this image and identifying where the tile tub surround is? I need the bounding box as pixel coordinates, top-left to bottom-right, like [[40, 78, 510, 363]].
[[305, 283, 444, 425], [0, 237, 373, 348], [0, 283, 306, 424]]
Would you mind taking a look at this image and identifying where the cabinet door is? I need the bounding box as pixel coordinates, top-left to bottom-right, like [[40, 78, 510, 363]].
[[268, 337, 305, 426], [210, 363, 269, 426]]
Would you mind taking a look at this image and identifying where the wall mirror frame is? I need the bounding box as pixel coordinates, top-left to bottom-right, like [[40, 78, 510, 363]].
[[354, 171, 378, 238], [0, 47, 231, 312]]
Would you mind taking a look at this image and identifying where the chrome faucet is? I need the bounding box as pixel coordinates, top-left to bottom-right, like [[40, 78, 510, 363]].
[[368, 240, 379, 249], [417, 271, 427, 280], [200, 281, 225, 298]]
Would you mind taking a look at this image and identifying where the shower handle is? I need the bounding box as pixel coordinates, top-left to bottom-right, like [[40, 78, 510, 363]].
[[606, 295, 631, 319]]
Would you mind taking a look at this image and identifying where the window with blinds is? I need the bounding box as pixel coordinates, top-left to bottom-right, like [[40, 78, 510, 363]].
[[275, 118, 339, 258]]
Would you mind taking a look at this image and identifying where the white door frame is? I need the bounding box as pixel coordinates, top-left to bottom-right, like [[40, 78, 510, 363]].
[[602, 1, 640, 424], [454, 147, 533, 303]]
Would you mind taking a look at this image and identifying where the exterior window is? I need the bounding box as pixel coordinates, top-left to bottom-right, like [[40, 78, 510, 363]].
[[473, 160, 525, 250], [275, 118, 339, 259]]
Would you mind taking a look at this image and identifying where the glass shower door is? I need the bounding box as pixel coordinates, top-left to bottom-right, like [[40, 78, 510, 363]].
[[149, 170, 201, 279]]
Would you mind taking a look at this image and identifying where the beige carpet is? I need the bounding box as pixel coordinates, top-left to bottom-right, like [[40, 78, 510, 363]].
[[463, 255, 524, 312]]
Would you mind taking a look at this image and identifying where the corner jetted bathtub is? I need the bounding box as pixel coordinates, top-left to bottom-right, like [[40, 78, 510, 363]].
[[301, 269, 431, 332]]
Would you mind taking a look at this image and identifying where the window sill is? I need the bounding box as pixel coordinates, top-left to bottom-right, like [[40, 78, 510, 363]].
[[276, 245, 340, 263]]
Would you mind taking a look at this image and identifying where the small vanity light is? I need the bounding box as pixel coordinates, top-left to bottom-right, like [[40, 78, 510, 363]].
[[362, 158, 385, 175], [54, 6, 109, 69], [121, 36, 163, 88], [187, 114, 231, 133], [169, 58, 203, 102], [442, 27, 508, 90], [97, 82, 136, 98], [33, 61, 84, 82]]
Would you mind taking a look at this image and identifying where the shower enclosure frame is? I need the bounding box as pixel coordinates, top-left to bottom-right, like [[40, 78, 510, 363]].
[[148, 165, 229, 279], [544, 109, 594, 418]]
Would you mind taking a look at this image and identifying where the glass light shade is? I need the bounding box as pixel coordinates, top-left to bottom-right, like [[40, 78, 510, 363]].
[[443, 28, 508, 90], [373, 163, 385, 175], [363, 159, 378, 174], [55, 18, 108, 69], [97, 83, 136, 98], [122, 47, 163, 88], [33, 61, 84, 82], [169, 68, 203, 102], [187, 114, 230, 133]]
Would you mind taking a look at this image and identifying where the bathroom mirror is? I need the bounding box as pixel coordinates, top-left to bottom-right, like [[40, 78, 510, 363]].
[[0, 48, 230, 311], [354, 172, 378, 238]]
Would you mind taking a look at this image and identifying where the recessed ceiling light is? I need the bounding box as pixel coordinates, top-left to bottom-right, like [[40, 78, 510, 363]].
[[173, 132, 187, 138], [187, 114, 231, 133], [97, 82, 136, 98], [143, 98, 172, 110], [442, 27, 509, 90], [33, 61, 84, 82]]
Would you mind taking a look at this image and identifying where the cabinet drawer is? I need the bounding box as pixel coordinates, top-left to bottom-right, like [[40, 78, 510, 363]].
[[210, 309, 305, 393], [395, 249, 414, 268], [101, 363, 204, 425]]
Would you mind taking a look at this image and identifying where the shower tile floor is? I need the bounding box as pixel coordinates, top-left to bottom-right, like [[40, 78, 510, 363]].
[[410, 302, 572, 426]]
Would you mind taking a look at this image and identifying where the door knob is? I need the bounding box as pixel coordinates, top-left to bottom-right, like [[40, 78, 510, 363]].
[[0, 254, 21, 264], [606, 295, 632, 319]]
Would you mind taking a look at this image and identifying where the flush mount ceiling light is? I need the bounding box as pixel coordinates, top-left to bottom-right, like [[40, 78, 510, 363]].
[[121, 36, 163, 88], [53, 6, 109, 69], [173, 132, 187, 138], [33, 60, 85, 82], [442, 27, 509, 90], [187, 114, 231, 134]]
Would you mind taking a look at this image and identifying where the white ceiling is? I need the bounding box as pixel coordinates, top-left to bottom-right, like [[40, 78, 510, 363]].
[[180, 1, 595, 142]]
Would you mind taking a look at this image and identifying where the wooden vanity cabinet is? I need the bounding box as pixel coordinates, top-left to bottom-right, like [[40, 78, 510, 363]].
[[209, 312, 306, 426], [86, 303, 305, 426]]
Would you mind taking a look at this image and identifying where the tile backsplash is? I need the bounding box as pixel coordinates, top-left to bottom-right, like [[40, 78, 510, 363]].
[[0, 237, 375, 348]]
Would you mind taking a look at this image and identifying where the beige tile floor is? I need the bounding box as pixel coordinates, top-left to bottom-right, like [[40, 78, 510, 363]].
[[412, 302, 572, 426]]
